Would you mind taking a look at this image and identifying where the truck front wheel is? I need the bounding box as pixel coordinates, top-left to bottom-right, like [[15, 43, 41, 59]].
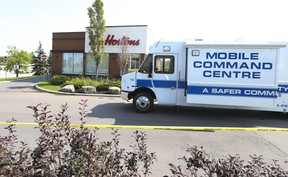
[[133, 92, 154, 113]]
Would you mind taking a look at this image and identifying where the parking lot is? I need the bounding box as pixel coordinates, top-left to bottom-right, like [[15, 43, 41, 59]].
[[0, 67, 33, 79]]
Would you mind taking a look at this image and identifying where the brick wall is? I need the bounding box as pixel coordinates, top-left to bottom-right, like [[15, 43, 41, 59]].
[[51, 32, 85, 75], [109, 53, 120, 76], [51, 32, 147, 77]]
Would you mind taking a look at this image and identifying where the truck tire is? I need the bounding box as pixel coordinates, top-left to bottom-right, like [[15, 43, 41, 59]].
[[133, 92, 154, 113]]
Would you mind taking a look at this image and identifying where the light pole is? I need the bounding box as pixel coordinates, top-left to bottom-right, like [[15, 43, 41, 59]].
[[4, 56, 7, 79]]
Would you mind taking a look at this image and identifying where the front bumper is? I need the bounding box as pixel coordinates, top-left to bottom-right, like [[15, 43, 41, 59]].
[[121, 91, 129, 100]]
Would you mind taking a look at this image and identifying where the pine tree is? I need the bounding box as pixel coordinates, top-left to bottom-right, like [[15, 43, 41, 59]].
[[32, 41, 50, 75]]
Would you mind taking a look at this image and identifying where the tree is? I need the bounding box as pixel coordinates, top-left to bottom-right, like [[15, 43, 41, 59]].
[[32, 41, 51, 75], [6, 46, 33, 77], [87, 0, 105, 78], [118, 37, 129, 76], [0, 56, 8, 63]]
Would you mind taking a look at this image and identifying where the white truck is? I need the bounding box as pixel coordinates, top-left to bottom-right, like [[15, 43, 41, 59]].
[[121, 41, 288, 113]]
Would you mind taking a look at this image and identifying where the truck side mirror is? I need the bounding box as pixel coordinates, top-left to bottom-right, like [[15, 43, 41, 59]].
[[148, 62, 152, 78]]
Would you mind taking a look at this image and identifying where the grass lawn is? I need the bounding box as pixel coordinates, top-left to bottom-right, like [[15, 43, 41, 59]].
[[37, 81, 61, 92]]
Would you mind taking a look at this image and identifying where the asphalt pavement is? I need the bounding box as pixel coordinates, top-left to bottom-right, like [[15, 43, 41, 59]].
[[1, 72, 288, 176]]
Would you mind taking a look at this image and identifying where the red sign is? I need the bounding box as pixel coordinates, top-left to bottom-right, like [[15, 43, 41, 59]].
[[41, 54, 47, 61], [104, 34, 140, 46]]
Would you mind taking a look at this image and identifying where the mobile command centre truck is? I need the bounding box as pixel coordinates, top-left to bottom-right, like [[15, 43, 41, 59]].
[[121, 41, 288, 113]]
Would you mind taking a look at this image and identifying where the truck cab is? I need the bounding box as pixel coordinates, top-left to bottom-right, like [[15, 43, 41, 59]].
[[121, 42, 185, 113]]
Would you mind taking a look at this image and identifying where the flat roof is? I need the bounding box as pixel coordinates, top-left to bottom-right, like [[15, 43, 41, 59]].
[[185, 41, 287, 48]]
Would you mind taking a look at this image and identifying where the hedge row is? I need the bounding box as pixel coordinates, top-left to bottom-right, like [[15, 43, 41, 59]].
[[50, 75, 121, 90]]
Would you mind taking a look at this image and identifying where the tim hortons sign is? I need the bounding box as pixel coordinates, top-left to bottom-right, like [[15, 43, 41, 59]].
[[104, 34, 140, 46]]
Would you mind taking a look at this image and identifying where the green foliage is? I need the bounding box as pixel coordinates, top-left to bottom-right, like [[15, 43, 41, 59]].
[[32, 42, 51, 75], [37, 81, 61, 91], [0, 56, 8, 64], [110, 79, 121, 87], [64, 77, 99, 90], [128, 68, 138, 73], [50, 75, 70, 85], [50, 75, 121, 92], [96, 78, 121, 91], [87, 0, 106, 78], [96, 80, 109, 91], [5, 46, 33, 76]]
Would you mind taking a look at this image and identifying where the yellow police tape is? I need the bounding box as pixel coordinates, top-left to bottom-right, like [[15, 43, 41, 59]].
[[0, 122, 288, 132]]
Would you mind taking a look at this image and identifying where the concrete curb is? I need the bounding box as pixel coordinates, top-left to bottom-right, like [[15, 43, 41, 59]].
[[34, 84, 121, 98]]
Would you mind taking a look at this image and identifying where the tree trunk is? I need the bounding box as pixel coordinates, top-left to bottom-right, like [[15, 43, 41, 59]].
[[95, 66, 99, 79]]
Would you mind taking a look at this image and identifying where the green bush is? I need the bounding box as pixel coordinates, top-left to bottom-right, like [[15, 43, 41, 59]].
[[95, 78, 121, 91], [56, 76, 121, 91], [128, 69, 138, 73], [50, 75, 70, 85], [96, 83, 110, 91], [64, 77, 98, 90], [107, 78, 121, 88]]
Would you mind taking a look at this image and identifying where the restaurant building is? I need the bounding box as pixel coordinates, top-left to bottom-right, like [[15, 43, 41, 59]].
[[51, 25, 154, 77]]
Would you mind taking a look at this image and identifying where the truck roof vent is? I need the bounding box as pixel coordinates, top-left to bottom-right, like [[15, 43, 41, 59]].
[[163, 46, 170, 52]]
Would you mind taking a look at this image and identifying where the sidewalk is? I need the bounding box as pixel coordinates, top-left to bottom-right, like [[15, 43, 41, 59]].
[[0, 70, 120, 97], [0, 70, 34, 79]]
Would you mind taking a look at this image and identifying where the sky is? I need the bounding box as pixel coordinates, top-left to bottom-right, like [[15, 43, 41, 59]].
[[1, 0, 288, 56]]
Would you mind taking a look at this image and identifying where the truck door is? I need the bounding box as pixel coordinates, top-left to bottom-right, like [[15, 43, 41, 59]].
[[152, 54, 177, 105]]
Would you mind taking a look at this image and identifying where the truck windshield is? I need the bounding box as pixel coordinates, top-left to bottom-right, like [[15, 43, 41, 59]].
[[138, 54, 152, 73]]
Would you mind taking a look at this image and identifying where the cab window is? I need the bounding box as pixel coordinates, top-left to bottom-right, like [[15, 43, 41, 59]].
[[138, 54, 152, 73], [154, 56, 174, 74]]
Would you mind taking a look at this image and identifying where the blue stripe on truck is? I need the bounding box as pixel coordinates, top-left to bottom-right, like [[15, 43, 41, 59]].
[[136, 79, 153, 87], [137, 79, 176, 88], [187, 85, 277, 98], [136, 79, 288, 97], [278, 85, 288, 93], [137, 79, 186, 89]]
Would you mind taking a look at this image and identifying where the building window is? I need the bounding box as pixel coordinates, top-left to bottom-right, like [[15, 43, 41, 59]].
[[85, 53, 109, 76], [154, 55, 175, 74], [129, 54, 140, 69], [62, 53, 83, 74]]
